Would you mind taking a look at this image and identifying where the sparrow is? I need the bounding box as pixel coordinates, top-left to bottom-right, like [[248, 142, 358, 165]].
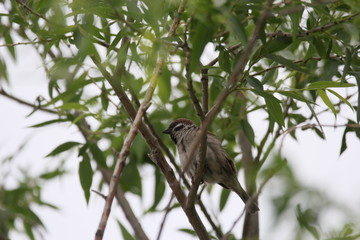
[[163, 118, 259, 214]]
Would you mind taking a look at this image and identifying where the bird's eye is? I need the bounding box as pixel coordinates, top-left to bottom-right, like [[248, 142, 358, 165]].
[[174, 124, 185, 132]]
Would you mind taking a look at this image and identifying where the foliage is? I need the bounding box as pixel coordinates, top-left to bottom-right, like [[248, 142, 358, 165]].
[[1, 0, 360, 239]]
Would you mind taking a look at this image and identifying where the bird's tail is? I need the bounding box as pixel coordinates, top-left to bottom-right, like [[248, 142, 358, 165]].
[[233, 182, 259, 214]]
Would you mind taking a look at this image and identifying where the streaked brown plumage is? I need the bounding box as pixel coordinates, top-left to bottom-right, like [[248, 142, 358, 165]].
[[163, 118, 259, 214]]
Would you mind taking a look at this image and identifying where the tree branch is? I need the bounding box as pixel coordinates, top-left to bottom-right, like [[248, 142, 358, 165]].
[[266, 12, 360, 38], [92, 0, 210, 238], [182, 0, 273, 178], [184, 39, 205, 119], [0, 88, 58, 115], [15, 0, 50, 23]]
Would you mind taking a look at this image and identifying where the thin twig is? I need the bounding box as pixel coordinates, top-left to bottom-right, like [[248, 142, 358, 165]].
[[184, 38, 205, 119], [0, 40, 51, 48], [0, 88, 58, 115], [267, 12, 360, 38], [182, 0, 273, 179], [95, 101, 152, 240], [1, 86, 150, 240], [156, 194, 175, 240], [91, 189, 107, 200], [15, 0, 50, 23], [94, 0, 209, 239]]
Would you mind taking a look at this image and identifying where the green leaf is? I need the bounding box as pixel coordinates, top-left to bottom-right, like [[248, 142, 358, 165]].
[[29, 118, 69, 128], [178, 228, 197, 236], [40, 169, 67, 179], [278, 91, 314, 104], [100, 83, 109, 111], [342, 48, 352, 83], [327, 89, 353, 111], [356, 77, 360, 123], [58, 102, 89, 111], [265, 96, 284, 127], [254, 90, 284, 126], [108, 30, 123, 54], [266, 54, 310, 74], [340, 125, 352, 155], [117, 221, 135, 240], [88, 143, 107, 168], [305, 102, 325, 138], [261, 37, 292, 56], [225, 12, 247, 46], [189, 19, 215, 72], [289, 6, 303, 37], [240, 119, 255, 145], [317, 89, 337, 116], [219, 188, 231, 211], [120, 156, 142, 196], [219, 49, 231, 73], [313, 37, 326, 59], [307, 81, 355, 90], [246, 75, 263, 91], [79, 154, 93, 204], [158, 66, 171, 103], [46, 141, 81, 157], [150, 167, 166, 211]]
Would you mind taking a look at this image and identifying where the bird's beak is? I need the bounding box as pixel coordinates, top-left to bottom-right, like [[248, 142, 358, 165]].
[[162, 128, 170, 134]]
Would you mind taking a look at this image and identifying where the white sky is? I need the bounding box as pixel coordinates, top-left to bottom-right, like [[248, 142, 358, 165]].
[[1, 36, 360, 240]]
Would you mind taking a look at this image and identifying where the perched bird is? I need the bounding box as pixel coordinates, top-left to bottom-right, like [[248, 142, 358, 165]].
[[163, 118, 259, 214]]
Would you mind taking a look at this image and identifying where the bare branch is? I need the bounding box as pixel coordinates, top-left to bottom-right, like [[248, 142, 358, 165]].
[[267, 12, 360, 38], [156, 194, 175, 240], [15, 0, 50, 23], [0, 88, 58, 115], [182, 0, 274, 178], [0, 40, 51, 48], [184, 40, 205, 119], [93, 0, 210, 238], [95, 102, 151, 240]]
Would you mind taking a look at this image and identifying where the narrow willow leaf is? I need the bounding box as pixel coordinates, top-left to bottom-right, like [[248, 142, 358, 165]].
[[289, 6, 303, 37], [342, 48, 352, 83], [158, 66, 171, 103], [278, 91, 314, 104], [46, 141, 81, 157], [306, 102, 325, 138], [151, 167, 166, 210], [246, 75, 264, 91], [189, 20, 215, 72], [356, 77, 360, 123], [261, 37, 292, 56], [340, 126, 352, 155], [219, 188, 231, 211], [307, 81, 354, 89], [266, 54, 310, 74], [29, 118, 69, 128], [58, 102, 89, 111], [79, 154, 93, 204], [225, 12, 248, 46], [313, 37, 326, 59], [240, 119, 255, 145], [327, 89, 353, 111], [219, 49, 231, 73], [254, 90, 284, 126], [107, 30, 123, 54], [178, 228, 197, 236], [88, 143, 107, 168], [265, 96, 285, 126], [317, 89, 337, 116], [117, 221, 135, 240]]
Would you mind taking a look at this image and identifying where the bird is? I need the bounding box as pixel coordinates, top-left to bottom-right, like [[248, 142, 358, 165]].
[[162, 118, 259, 214]]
